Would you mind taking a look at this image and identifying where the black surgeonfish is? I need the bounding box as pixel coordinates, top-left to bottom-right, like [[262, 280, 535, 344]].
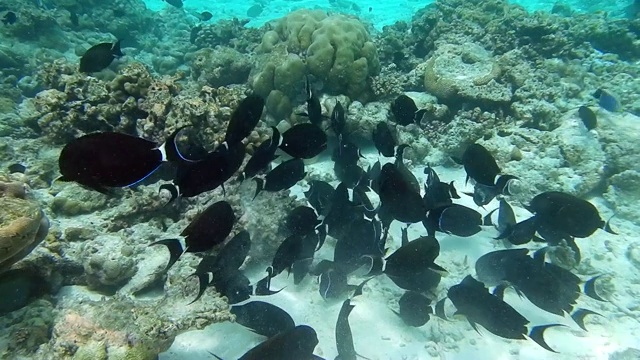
[[79, 40, 124, 73], [188, 231, 251, 304], [238, 127, 280, 181], [475, 248, 603, 329], [210, 324, 319, 360], [460, 144, 501, 187], [231, 301, 296, 338], [390, 95, 424, 126], [2, 11, 17, 25], [527, 191, 615, 238], [384, 235, 446, 279], [331, 101, 346, 139], [150, 200, 235, 271], [378, 163, 426, 224], [165, 141, 245, 201], [280, 123, 327, 159], [333, 218, 383, 269], [332, 140, 365, 188], [224, 94, 264, 147], [304, 180, 335, 217], [372, 122, 396, 157], [58, 128, 182, 193], [395, 291, 433, 327], [578, 106, 597, 130], [286, 205, 321, 237], [270, 232, 318, 279], [448, 275, 561, 352], [394, 145, 420, 194], [323, 182, 364, 241], [297, 76, 324, 126], [8, 163, 26, 174], [423, 204, 483, 237], [253, 158, 305, 199], [319, 267, 354, 301], [422, 165, 459, 211]]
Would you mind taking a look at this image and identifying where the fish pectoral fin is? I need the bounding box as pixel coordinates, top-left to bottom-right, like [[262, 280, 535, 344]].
[[583, 275, 607, 302], [528, 324, 565, 353], [570, 308, 602, 331]]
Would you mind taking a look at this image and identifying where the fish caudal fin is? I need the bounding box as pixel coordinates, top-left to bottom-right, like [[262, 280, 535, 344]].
[[434, 298, 448, 320], [252, 178, 264, 200], [571, 308, 602, 331], [149, 238, 185, 271], [584, 275, 607, 302], [529, 324, 564, 353], [187, 272, 212, 305]]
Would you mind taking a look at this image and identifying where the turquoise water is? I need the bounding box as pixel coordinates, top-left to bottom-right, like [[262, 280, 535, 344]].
[[1, 0, 640, 359]]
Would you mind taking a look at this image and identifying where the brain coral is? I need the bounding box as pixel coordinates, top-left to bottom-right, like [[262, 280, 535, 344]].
[[253, 9, 380, 119]]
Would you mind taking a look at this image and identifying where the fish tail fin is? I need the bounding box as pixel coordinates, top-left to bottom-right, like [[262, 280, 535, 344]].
[[603, 214, 618, 235], [187, 272, 212, 305], [433, 298, 448, 320], [492, 283, 509, 299], [571, 308, 602, 331], [252, 178, 264, 200], [449, 181, 460, 199], [529, 324, 564, 353], [483, 208, 498, 226], [207, 352, 224, 360], [162, 126, 189, 163], [149, 238, 184, 271], [584, 275, 607, 301], [159, 183, 178, 204], [112, 39, 124, 57], [494, 224, 513, 240]]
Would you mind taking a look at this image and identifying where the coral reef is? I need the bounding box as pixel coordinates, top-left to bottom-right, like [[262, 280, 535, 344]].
[[0, 176, 49, 271], [252, 9, 380, 119]]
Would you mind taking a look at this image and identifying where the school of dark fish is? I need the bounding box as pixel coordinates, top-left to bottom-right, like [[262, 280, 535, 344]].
[[49, 89, 619, 358]]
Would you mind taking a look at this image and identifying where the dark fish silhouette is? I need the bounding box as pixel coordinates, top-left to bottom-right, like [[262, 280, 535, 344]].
[[333, 217, 384, 269], [212, 268, 252, 304], [166, 141, 245, 200], [394, 145, 420, 194], [332, 140, 365, 188], [460, 144, 501, 187], [335, 297, 371, 360], [150, 200, 235, 271], [253, 158, 305, 199], [280, 123, 327, 159], [69, 11, 79, 26], [331, 101, 346, 139], [304, 180, 334, 216], [423, 204, 483, 237], [378, 162, 426, 224], [384, 236, 446, 279], [395, 291, 432, 327], [188, 230, 252, 303], [224, 95, 264, 147], [319, 267, 353, 301], [199, 11, 213, 21], [286, 206, 320, 236], [323, 182, 364, 241], [372, 122, 395, 157], [231, 301, 296, 338], [2, 11, 16, 25], [0, 268, 49, 314], [577, 106, 597, 130], [238, 127, 280, 181], [390, 95, 424, 126], [297, 76, 324, 126], [270, 232, 317, 280], [593, 88, 620, 112], [448, 275, 561, 352], [527, 191, 615, 239], [58, 129, 182, 193], [7, 163, 26, 174], [212, 325, 319, 360], [163, 0, 183, 8], [79, 40, 124, 73], [475, 248, 603, 329], [423, 166, 459, 211]]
